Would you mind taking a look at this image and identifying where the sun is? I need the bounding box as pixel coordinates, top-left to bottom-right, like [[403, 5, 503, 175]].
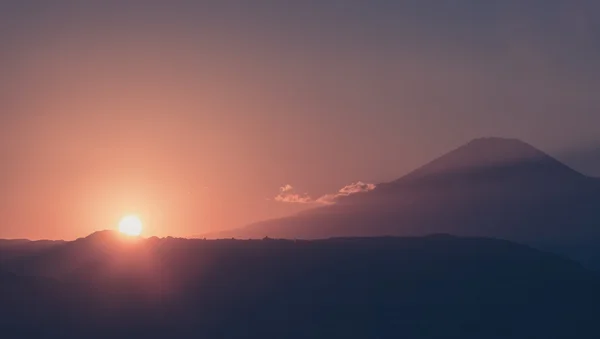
[[118, 215, 143, 236]]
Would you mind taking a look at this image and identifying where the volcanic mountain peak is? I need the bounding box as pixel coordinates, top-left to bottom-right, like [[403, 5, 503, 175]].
[[397, 137, 582, 182]]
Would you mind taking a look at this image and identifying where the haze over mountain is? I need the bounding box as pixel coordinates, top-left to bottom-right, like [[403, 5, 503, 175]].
[[208, 138, 600, 266]]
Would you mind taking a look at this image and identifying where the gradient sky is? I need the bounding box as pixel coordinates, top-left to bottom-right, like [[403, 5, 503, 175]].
[[1, 0, 600, 239]]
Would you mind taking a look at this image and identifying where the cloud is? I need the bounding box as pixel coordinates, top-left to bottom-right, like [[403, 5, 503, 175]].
[[280, 184, 294, 193], [314, 194, 336, 205], [274, 181, 376, 205], [337, 181, 376, 195], [274, 185, 313, 204], [316, 181, 376, 204]]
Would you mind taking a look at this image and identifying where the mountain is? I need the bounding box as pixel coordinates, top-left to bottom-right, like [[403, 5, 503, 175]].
[[208, 138, 600, 266], [3, 230, 151, 280], [0, 239, 65, 264], [1, 235, 600, 338]]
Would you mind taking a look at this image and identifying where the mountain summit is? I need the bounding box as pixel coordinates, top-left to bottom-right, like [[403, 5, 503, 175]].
[[397, 137, 583, 183], [372, 137, 590, 199]]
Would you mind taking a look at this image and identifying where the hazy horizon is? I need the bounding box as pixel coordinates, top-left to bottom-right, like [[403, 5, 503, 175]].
[[2, 1, 600, 239]]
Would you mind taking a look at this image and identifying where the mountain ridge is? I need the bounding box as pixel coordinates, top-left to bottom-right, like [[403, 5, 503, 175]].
[[2, 234, 600, 338]]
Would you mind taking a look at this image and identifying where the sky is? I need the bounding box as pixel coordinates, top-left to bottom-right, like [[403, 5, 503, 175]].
[[1, 0, 600, 239]]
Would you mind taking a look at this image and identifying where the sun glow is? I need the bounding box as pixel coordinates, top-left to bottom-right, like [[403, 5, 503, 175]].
[[118, 215, 143, 236]]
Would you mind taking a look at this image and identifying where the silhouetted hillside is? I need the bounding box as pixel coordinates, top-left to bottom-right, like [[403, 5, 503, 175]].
[[1, 235, 599, 338], [210, 138, 600, 267], [0, 239, 65, 264]]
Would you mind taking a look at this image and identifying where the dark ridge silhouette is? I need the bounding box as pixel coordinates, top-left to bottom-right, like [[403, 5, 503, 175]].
[[0, 238, 66, 264], [1, 235, 600, 338], [4, 230, 145, 279], [0, 238, 66, 250], [206, 138, 600, 268]]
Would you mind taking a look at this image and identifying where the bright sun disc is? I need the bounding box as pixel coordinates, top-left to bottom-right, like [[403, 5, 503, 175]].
[[118, 215, 143, 236]]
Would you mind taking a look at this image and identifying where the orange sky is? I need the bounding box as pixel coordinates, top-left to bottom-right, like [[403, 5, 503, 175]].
[[1, 1, 600, 239]]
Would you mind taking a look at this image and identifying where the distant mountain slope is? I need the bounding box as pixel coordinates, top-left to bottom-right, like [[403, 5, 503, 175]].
[[0, 239, 65, 264], [3, 230, 148, 280], [1, 235, 600, 338], [208, 138, 600, 265]]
